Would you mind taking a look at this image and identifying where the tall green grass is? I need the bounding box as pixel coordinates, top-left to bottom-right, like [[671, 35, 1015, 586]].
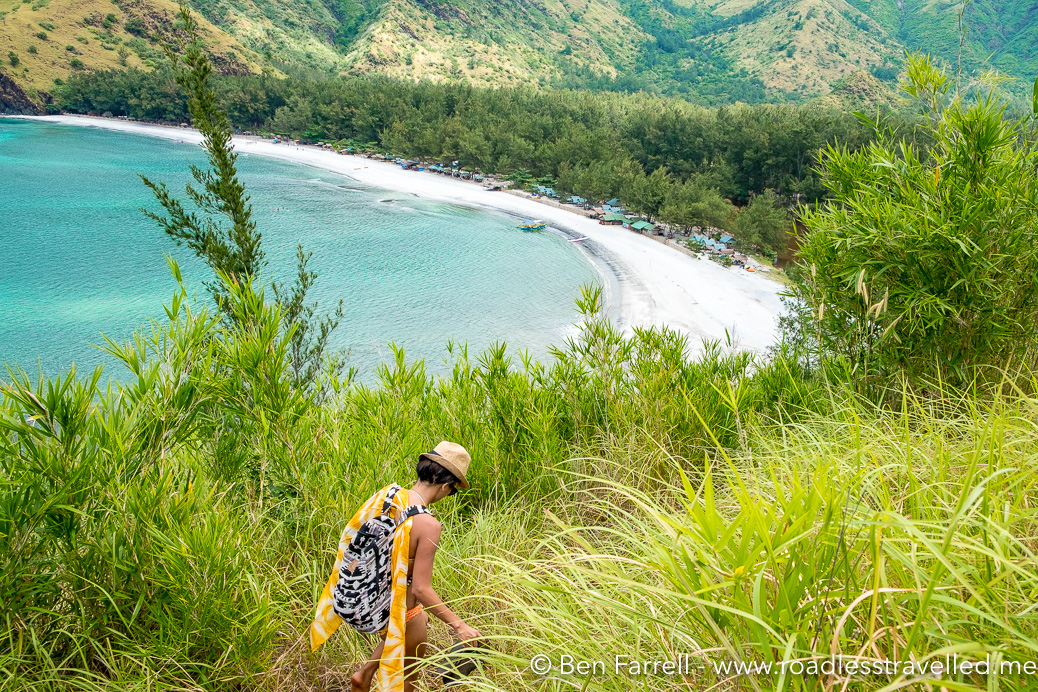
[[468, 390, 1038, 690], [3, 273, 1036, 690]]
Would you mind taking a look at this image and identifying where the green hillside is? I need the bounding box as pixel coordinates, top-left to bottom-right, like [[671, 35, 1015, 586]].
[[0, 0, 261, 111], [2, 0, 1036, 110], [843, 0, 1038, 79], [323, 0, 1037, 100]]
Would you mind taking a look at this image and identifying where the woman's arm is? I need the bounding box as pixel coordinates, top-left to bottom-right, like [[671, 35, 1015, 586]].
[[409, 515, 481, 641]]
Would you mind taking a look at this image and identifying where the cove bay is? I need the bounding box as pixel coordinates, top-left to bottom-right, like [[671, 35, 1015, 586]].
[[0, 119, 598, 379]]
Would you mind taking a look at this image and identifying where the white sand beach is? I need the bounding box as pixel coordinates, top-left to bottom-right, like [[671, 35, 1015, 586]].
[[29, 115, 786, 353]]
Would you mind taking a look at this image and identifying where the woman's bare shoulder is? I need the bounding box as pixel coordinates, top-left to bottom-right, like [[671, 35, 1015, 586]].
[[411, 512, 442, 537]]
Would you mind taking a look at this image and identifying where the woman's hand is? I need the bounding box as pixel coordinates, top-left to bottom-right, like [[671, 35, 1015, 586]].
[[452, 621, 482, 643]]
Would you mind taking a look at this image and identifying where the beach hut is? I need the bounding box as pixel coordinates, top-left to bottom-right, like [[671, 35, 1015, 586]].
[[631, 221, 656, 233], [606, 198, 621, 207], [601, 213, 627, 225], [719, 233, 735, 246]]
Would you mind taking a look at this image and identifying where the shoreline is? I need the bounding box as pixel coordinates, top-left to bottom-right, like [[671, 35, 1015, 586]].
[[12, 114, 785, 353]]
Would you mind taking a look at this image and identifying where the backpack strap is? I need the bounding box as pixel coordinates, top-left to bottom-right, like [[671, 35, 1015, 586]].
[[402, 505, 431, 521], [380, 484, 402, 515]]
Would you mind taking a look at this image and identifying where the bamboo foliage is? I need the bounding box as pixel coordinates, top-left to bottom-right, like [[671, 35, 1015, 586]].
[[792, 55, 1038, 386]]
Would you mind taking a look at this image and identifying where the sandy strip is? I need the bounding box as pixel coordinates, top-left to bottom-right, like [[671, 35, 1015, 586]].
[[22, 114, 785, 353]]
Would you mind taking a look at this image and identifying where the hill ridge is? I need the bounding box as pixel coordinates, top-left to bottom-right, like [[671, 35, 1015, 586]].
[[2, 0, 1035, 108]]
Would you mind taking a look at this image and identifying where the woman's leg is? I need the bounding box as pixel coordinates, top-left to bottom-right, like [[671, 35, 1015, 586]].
[[403, 610, 429, 692], [350, 636, 385, 692]]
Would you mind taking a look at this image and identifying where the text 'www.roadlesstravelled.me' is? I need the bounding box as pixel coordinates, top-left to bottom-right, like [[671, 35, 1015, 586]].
[[529, 653, 1038, 679]]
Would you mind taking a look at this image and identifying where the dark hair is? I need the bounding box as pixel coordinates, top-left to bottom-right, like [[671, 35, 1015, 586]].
[[416, 457, 460, 486]]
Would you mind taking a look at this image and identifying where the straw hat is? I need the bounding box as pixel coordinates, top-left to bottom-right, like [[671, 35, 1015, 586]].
[[419, 441, 471, 489]]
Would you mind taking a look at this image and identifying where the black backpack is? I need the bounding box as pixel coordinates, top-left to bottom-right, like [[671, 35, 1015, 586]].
[[331, 485, 430, 634]]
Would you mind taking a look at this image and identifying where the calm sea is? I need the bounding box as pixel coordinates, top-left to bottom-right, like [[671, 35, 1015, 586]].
[[0, 119, 598, 381]]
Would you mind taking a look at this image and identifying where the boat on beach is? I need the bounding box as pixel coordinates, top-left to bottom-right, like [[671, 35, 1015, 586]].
[[568, 235, 590, 243], [519, 220, 547, 232]]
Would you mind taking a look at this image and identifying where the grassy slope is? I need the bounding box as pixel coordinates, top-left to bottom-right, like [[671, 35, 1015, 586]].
[[341, 0, 643, 87], [4, 0, 1036, 109], [844, 0, 1038, 78], [811, 68, 899, 110], [703, 0, 897, 99], [0, 0, 259, 98], [5, 301, 1038, 690], [183, 0, 375, 73], [330, 0, 915, 99]]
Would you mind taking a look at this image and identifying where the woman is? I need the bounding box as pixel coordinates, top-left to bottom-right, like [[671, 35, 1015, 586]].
[[310, 441, 482, 692]]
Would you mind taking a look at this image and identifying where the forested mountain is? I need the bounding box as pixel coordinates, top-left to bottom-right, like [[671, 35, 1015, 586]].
[[2, 0, 1035, 111]]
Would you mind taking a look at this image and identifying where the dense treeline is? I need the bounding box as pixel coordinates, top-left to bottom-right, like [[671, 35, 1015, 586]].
[[57, 69, 905, 250], [59, 69, 880, 203]]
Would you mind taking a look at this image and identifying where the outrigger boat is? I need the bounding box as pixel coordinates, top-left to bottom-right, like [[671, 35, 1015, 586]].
[[568, 235, 590, 243], [519, 219, 547, 232]]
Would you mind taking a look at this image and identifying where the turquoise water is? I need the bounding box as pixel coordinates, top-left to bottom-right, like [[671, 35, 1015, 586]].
[[0, 119, 597, 380]]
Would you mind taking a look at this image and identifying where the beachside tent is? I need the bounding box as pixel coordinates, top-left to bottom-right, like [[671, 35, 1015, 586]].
[[719, 234, 735, 245], [606, 198, 621, 207], [568, 196, 587, 205], [631, 221, 656, 232]]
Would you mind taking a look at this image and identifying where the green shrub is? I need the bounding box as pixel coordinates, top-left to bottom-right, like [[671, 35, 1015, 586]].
[[69, 57, 84, 68], [124, 17, 146, 36], [791, 55, 1038, 386], [7, 51, 18, 67], [27, 44, 37, 54], [35, 30, 47, 40]]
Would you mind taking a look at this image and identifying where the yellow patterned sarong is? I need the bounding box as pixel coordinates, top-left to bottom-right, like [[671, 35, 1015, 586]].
[[311, 485, 415, 692]]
